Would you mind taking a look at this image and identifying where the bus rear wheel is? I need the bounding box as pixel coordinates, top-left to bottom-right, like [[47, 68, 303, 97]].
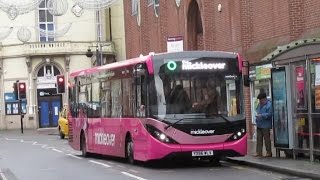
[[126, 138, 135, 164], [81, 134, 89, 157]]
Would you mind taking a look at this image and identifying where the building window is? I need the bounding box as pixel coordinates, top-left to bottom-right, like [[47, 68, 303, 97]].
[[154, 0, 159, 17], [132, 0, 138, 16], [39, 0, 54, 42], [148, 0, 154, 6], [37, 65, 60, 77]]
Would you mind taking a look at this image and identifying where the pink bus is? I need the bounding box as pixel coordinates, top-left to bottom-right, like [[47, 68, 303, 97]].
[[68, 51, 248, 164]]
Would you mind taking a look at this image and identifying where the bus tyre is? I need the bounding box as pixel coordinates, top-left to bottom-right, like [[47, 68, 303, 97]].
[[209, 157, 221, 166], [81, 134, 89, 157], [126, 139, 135, 164]]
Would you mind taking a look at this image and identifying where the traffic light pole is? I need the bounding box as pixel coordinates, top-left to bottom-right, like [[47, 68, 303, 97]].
[[19, 99, 24, 134]]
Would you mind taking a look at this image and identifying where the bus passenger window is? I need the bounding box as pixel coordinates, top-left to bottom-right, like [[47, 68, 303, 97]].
[[135, 76, 146, 117], [111, 79, 122, 117], [101, 81, 111, 117], [122, 78, 134, 117]]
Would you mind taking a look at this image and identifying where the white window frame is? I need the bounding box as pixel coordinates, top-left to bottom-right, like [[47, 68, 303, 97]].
[[39, 0, 55, 42]]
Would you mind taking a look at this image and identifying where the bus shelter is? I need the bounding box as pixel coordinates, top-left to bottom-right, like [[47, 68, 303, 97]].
[[262, 39, 320, 162]]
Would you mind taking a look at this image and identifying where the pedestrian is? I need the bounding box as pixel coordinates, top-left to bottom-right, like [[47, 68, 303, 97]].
[[255, 92, 273, 157]]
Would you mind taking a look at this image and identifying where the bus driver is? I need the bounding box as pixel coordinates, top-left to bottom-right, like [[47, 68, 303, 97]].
[[192, 79, 221, 115]]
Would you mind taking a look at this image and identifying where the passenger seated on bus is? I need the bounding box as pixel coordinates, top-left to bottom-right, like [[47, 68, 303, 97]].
[[168, 84, 192, 114], [192, 80, 221, 115]]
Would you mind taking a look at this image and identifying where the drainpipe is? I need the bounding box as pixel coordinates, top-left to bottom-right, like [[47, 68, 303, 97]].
[[109, 7, 112, 41]]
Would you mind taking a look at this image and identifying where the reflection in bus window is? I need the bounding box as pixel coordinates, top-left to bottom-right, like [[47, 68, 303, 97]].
[[111, 79, 122, 117], [122, 78, 134, 117], [101, 81, 111, 117], [87, 80, 100, 118]]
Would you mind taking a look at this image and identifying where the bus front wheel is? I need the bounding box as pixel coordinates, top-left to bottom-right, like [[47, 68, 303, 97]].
[[126, 138, 135, 164]]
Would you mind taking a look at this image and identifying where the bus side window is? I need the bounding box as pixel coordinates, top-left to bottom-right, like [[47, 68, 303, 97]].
[[111, 79, 122, 117], [122, 78, 134, 117], [88, 80, 101, 118], [101, 81, 111, 117], [135, 75, 146, 117]]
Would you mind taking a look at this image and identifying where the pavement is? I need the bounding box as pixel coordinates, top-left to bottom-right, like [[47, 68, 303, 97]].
[[1, 129, 320, 179], [227, 140, 320, 180]]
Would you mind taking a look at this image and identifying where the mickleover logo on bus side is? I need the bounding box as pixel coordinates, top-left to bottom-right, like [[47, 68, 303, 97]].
[[190, 129, 215, 135], [94, 131, 116, 146]]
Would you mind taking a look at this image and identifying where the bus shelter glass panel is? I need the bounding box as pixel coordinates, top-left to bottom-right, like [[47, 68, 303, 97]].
[[271, 67, 289, 148], [292, 64, 310, 150]]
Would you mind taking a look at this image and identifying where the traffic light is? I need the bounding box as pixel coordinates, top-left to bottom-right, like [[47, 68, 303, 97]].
[[13, 82, 18, 100], [18, 82, 26, 99], [56, 75, 65, 93]]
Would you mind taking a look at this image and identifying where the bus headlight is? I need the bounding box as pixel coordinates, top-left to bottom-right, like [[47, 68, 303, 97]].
[[145, 124, 178, 144], [226, 128, 246, 142]]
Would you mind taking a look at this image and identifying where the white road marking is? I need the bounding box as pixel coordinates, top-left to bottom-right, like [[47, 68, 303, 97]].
[[67, 154, 83, 159], [52, 149, 63, 153], [0, 172, 8, 180], [89, 160, 111, 168], [21, 140, 35, 143], [32, 142, 45, 146], [129, 169, 139, 173], [5, 138, 20, 141], [121, 172, 147, 180]]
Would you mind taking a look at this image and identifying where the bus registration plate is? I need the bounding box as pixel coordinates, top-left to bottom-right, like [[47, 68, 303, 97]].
[[192, 150, 214, 157]]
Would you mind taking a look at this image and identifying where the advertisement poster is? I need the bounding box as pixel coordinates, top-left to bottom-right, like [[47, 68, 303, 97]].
[[272, 69, 289, 147], [295, 66, 305, 109], [255, 64, 272, 80], [315, 63, 320, 109]]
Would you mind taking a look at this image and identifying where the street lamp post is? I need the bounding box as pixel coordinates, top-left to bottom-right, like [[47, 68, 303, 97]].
[[86, 43, 112, 66], [86, 46, 101, 66]]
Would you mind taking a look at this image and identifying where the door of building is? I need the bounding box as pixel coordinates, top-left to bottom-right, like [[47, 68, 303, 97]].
[[38, 96, 61, 128]]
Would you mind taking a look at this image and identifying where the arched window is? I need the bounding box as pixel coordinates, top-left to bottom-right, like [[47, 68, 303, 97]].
[[37, 65, 60, 77]]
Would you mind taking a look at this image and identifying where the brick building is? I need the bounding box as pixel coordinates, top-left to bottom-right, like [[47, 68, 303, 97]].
[[124, 0, 320, 160]]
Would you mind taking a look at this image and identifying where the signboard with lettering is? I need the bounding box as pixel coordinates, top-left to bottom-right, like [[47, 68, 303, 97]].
[[256, 64, 272, 80], [167, 36, 183, 52], [4, 93, 16, 102]]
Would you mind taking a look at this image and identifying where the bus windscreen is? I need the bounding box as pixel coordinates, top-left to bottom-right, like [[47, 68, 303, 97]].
[[149, 57, 244, 124]]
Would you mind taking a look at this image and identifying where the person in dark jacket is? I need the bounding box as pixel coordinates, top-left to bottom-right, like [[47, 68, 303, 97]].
[[168, 85, 191, 113], [255, 92, 273, 157]]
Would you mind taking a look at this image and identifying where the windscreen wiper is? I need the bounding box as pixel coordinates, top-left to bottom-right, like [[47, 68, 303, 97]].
[[209, 113, 231, 123], [164, 118, 184, 130]]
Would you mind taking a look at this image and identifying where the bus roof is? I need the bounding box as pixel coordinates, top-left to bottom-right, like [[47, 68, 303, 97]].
[[69, 51, 241, 77], [69, 55, 151, 77]]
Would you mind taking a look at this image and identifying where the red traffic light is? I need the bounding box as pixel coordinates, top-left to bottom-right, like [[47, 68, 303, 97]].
[[56, 75, 65, 93], [58, 77, 64, 83], [19, 83, 25, 89], [18, 82, 26, 99]]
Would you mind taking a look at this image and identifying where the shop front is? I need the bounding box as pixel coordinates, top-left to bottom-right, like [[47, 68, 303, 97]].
[[249, 63, 272, 140], [263, 39, 320, 161]]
